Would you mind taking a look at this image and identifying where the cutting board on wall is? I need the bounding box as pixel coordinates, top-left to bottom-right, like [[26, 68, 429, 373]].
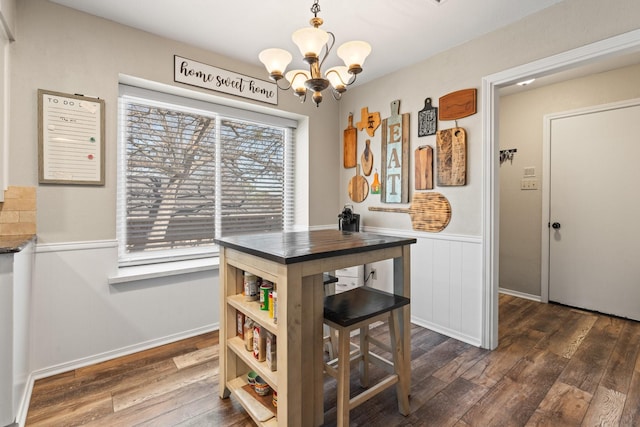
[[348, 164, 369, 203], [437, 127, 466, 186], [415, 145, 433, 190], [368, 192, 451, 232], [439, 89, 476, 121], [361, 139, 373, 176], [343, 113, 357, 168]]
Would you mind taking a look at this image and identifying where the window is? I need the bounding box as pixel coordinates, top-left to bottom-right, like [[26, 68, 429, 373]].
[[117, 85, 296, 266]]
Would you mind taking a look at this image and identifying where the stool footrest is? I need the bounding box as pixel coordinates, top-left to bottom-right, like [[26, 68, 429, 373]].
[[349, 374, 399, 410]]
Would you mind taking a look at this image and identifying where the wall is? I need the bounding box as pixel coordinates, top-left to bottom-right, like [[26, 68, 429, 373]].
[[8, 0, 340, 381], [499, 63, 640, 298], [338, 0, 640, 344]]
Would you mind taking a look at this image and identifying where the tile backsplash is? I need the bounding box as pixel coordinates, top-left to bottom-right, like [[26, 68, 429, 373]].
[[0, 186, 36, 235]]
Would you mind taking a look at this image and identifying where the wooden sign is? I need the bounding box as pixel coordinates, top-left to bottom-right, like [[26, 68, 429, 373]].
[[418, 98, 437, 137], [356, 106, 381, 137], [381, 100, 409, 203], [437, 127, 466, 186], [415, 145, 433, 190], [439, 89, 477, 120], [174, 55, 277, 105]]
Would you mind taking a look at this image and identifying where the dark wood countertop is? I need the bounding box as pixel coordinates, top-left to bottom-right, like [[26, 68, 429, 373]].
[[215, 230, 416, 264], [0, 234, 36, 254]]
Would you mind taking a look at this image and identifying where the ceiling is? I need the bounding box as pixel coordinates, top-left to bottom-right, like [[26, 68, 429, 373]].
[[49, 0, 565, 86]]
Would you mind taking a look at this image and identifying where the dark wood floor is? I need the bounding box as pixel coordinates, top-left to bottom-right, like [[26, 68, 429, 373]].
[[26, 294, 640, 426]]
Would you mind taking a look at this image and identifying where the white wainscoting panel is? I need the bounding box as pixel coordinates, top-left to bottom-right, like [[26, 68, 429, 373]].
[[365, 227, 483, 346], [31, 241, 219, 377]]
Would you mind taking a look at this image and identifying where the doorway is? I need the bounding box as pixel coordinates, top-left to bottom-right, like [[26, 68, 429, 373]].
[[482, 29, 640, 350]]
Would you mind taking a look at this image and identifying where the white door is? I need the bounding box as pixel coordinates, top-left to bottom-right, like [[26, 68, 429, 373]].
[[548, 100, 640, 320]]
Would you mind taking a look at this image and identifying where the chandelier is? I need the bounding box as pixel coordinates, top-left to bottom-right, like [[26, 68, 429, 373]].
[[258, 0, 371, 106]]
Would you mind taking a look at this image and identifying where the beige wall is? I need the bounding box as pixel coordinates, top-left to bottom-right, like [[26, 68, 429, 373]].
[[10, 0, 341, 243], [499, 63, 640, 297], [338, 0, 640, 238]]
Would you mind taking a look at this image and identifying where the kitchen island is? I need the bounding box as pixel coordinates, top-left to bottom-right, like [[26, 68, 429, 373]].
[[216, 230, 416, 426]]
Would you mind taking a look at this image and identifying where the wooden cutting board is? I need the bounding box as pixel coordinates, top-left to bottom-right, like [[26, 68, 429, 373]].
[[418, 97, 437, 137], [368, 192, 451, 232], [361, 139, 373, 176], [437, 127, 466, 186], [415, 145, 433, 190], [348, 164, 369, 203], [343, 113, 357, 168], [439, 89, 477, 121]]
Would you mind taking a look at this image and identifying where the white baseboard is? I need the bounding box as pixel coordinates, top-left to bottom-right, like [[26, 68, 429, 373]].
[[499, 287, 542, 302], [16, 323, 220, 426], [410, 317, 482, 348]]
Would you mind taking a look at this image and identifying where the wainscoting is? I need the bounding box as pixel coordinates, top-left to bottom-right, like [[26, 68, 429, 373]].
[[364, 227, 483, 346]]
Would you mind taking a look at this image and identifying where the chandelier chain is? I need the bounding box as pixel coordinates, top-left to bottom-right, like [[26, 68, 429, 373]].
[[311, 0, 320, 17]]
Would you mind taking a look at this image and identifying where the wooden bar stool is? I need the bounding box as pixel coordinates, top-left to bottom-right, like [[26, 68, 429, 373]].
[[323, 286, 411, 427]]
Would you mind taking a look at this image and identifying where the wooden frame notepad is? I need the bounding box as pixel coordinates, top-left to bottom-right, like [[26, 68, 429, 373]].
[[38, 89, 105, 185]]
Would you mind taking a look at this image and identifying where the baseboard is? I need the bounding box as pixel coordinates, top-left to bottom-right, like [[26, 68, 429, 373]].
[[410, 317, 482, 348], [499, 287, 542, 302], [17, 323, 220, 426]]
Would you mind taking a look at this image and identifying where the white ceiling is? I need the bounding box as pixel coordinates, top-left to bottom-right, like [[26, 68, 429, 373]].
[[49, 0, 565, 85]]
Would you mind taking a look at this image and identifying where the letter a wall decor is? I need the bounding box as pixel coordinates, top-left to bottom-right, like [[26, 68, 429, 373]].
[[381, 100, 409, 203]]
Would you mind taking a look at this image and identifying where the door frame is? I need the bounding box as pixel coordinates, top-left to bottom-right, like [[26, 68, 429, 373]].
[[481, 29, 640, 350], [540, 97, 640, 305]]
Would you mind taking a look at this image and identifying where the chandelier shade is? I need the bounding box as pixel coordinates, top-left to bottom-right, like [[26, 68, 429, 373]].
[[292, 27, 329, 61], [258, 0, 371, 106], [337, 41, 372, 74], [258, 48, 293, 80]]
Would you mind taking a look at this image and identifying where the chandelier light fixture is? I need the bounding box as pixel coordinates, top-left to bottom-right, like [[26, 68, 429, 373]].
[[258, 0, 372, 107]]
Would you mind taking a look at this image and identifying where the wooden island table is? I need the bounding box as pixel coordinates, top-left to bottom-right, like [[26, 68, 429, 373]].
[[216, 230, 416, 426]]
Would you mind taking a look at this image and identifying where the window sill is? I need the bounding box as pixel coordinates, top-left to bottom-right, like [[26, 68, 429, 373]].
[[108, 257, 219, 285]]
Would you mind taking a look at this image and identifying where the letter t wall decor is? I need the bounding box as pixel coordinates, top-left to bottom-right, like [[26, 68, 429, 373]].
[[381, 100, 409, 203]]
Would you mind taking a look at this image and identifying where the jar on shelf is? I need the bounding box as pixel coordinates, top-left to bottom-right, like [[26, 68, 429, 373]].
[[243, 317, 254, 351], [244, 272, 259, 302]]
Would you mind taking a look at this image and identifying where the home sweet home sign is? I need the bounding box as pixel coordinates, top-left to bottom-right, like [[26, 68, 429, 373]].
[[174, 55, 278, 105]]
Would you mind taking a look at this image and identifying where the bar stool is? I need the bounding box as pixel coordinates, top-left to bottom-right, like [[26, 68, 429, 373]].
[[323, 286, 411, 427]]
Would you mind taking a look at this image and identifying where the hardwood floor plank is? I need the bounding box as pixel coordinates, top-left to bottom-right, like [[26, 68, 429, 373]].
[[111, 360, 217, 412], [462, 328, 546, 388], [600, 321, 640, 394], [620, 352, 640, 426], [581, 385, 626, 426], [525, 381, 592, 426], [461, 348, 567, 426], [411, 377, 489, 426], [432, 345, 489, 383], [558, 316, 625, 395], [26, 391, 113, 426], [535, 310, 597, 359], [173, 345, 218, 370]]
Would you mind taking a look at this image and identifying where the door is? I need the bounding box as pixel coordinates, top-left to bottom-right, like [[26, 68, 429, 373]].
[[548, 100, 640, 320]]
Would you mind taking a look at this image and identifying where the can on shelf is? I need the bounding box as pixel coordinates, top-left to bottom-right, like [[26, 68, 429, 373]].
[[260, 281, 273, 311]]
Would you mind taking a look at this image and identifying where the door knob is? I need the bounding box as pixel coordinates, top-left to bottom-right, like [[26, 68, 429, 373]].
[[552, 222, 561, 229]]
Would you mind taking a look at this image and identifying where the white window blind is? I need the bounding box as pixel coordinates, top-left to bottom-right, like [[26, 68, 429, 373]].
[[117, 85, 296, 266]]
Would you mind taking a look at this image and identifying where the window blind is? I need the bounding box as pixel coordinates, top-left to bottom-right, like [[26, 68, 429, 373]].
[[117, 85, 296, 266]]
